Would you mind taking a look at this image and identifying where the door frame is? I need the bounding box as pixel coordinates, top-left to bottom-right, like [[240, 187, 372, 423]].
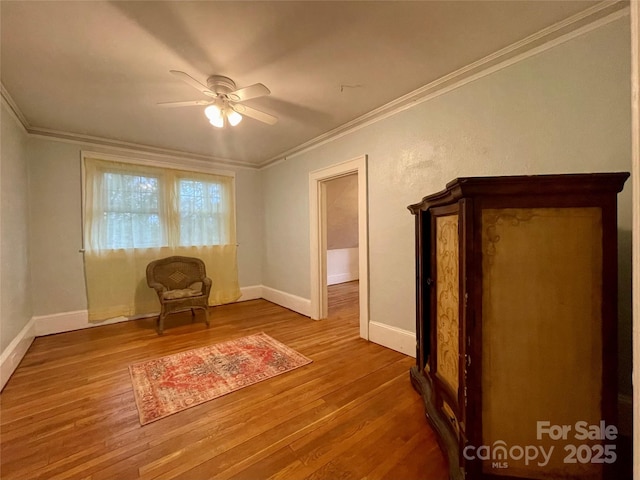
[[309, 155, 368, 340]]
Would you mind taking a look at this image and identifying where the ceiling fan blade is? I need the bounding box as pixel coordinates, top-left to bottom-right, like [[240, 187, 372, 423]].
[[169, 70, 217, 98], [227, 83, 271, 102], [232, 103, 278, 125], [157, 99, 212, 108]]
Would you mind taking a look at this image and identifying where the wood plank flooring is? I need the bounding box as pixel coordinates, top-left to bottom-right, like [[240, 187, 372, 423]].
[[0, 282, 448, 479]]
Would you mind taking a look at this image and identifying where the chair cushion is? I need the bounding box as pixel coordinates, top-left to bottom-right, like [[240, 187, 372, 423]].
[[162, 282, 203, 300]]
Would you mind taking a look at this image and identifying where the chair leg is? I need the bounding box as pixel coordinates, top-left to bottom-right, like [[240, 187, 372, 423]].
[[157, 313, 165, 335], [203, 307, 210, 328]]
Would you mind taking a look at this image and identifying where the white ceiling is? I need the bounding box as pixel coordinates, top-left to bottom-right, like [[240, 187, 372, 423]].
[[0, 1, 621, 167]]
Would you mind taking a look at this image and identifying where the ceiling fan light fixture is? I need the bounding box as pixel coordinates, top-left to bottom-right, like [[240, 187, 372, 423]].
[[205, 104, 225, 128], [227, 109, 242, 126], [209, 116, 224, 128], [204, 104, 222, 121], [165, 71, 276, 127], [205, 104, 242, 128]]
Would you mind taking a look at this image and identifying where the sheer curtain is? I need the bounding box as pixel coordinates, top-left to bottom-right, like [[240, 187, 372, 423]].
[[83, 157, 240, 322]]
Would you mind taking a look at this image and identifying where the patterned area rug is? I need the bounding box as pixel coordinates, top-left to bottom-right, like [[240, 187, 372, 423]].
[[129, 332, 312, 425]]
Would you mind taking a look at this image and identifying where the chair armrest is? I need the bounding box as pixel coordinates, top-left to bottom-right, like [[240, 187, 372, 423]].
[[202, 277, 212, 297], [148, 282, 167, 294]]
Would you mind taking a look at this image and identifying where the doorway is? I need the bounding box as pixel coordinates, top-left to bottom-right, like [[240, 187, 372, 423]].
[[325, 173, 359, 319], [309, 155, 368, 340]]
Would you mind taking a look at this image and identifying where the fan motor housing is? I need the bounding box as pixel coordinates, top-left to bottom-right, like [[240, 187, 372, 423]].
[[207, 75, 236, 95]]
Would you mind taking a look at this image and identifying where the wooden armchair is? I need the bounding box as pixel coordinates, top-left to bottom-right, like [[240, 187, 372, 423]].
[[146, 256, 211, 335]]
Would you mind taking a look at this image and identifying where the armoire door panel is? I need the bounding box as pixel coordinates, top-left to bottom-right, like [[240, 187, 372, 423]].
[[481, 207, 603, 479], [435, 214, 460, 399]]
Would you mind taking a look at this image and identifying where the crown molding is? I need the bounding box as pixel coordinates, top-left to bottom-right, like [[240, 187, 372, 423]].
[[259, 0, 630, 168], [2, 1, 629, 171], [26, 127, 258, 170], [1, 84, 30, 133], [1, 86, 258, 170]]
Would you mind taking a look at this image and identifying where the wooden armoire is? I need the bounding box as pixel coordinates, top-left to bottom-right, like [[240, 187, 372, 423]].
[[408, 173, 629, 480]]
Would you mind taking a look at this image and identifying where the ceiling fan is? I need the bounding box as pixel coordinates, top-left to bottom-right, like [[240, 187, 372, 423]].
[[159, 70, 278, 128]]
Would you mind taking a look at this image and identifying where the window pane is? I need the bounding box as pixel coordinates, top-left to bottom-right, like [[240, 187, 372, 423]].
[[178, 179, 226, 246], [102, 173, 163, 248]]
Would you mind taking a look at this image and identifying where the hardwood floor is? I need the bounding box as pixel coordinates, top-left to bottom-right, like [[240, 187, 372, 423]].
[[0, 282, 448, 480]]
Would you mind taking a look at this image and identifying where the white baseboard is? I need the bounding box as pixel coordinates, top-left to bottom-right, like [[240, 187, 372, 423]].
[[237, 285, 263, 302], [260, 286, 311, 317], [0, 317, 36, 391], [327, 272, 359, 285], [239, 285, 313, 317], [29, 285, 308, 338], [618, 393, 632, 436], [34, 309, 132, 336], [35, 310, 88, 336], [368, 321, 415, 357]]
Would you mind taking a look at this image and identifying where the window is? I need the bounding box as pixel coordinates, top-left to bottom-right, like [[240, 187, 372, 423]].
[[82, 156, 240, 322], [103, 173, 163, 249], [178, 178, 226, 246], [83, 158, 235, 251]]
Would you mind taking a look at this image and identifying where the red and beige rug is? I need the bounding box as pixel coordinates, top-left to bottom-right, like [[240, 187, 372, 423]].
[[129, 332, 312, 425]]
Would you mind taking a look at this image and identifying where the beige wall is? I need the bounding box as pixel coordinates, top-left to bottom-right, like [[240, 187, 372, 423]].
[[1, 103, 32, 352], [326, 174, 358, 250], [261, 17, 633, 394]]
